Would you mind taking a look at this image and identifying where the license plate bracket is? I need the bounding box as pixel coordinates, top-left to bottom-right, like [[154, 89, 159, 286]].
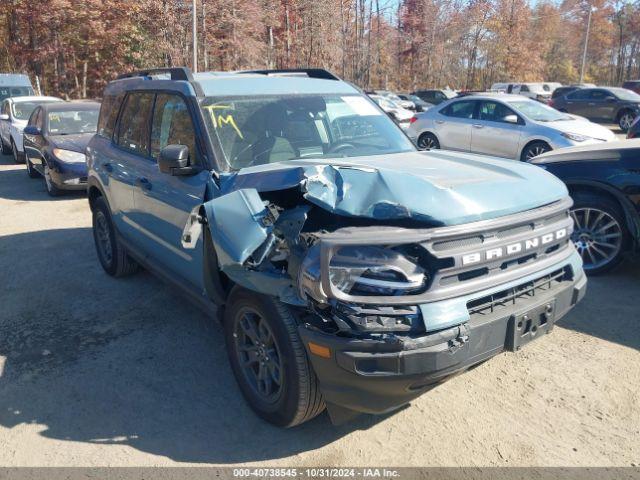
[[505, 300, 556, 352]]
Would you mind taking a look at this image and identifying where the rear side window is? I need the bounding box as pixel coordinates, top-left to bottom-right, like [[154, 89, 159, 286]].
[[116, 92, 154, 155], [441, 100, 475, 119], [567, 90, 589, 100], [97, 93, 124, 138], [150, 94, 198, 164]]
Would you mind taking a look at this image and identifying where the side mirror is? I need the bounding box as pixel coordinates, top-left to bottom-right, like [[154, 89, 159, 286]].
[[605, 96, 616, 102], [0, 114, 9, 121], [504, 114, 519, 124], [158, 144, 194, 175], [23, 125, 42, 136]]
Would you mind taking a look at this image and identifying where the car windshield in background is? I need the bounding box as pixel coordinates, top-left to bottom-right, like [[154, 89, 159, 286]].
[[11, 101, 45, 120], [508, 100, 571, 122], [0, 87, 34, 102], [48, 109, 99, 135], [609, 87, 640, 101], [202, 94, 414, 170]]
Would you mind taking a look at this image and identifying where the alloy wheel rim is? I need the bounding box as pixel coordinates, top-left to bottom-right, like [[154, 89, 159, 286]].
[[418, 135, 437, 149], [526, 145, 547, 160], [95, 212, 113, 265], [620, 114, 633, 130], [570, 207, 623, 270], [234, 308, 283, 403]]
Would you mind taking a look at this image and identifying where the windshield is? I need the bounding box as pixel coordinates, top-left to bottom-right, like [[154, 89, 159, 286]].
[[609, 87, 640, 101], [11, 101, 44, 120], [47, 109, 99, 135], [202, 94, 414, 170], [0, 87, 34, 102], [508, 100, 571, 121]]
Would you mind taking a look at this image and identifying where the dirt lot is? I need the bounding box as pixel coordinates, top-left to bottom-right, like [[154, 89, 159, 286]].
[[0, 152, 638, 467]]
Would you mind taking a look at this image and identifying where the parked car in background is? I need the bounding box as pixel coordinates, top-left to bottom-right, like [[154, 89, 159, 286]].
[[0, 73, 35, 102], [86, 67, 585, 427], [373, 90, 414, 110], [530, 140, 640, 274], [397, 93, 433, 112], [544, 82, 563, 93], [508, 83, 552, 103], [23, 101, 100, 196], [627, 115, 639, 139], [407, 94, 615, 160], [369, 94, 414, 128], [552, 86, 582, 99], [0, 95, 62, 163], [412, 88, 457, 105], [622, 80, 640, 95], [550, 87, 640, 132]]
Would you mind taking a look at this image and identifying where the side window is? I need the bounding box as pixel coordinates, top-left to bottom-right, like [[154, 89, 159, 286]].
[[435, 92, 446, 100], [478, 101, 518, 123], [116, 92, 154, 156], [97, 93, 124, 139], [27, 107, 40, 127], [589, 89, 610, 100], [568, 90, 589, 100], [1, 100, 8, 115], [441, 100, 475, 119], [150, 94, 198, 164], [520, 85, 530, 93]]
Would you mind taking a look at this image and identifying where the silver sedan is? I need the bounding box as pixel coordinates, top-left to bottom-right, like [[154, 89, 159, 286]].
[[407, 94, 616, 161]]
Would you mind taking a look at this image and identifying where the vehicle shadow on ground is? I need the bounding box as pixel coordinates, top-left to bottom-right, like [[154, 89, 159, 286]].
[[0, 154, 85, 202], [0, 228, 388, 464], [557, 256, 640, 351]]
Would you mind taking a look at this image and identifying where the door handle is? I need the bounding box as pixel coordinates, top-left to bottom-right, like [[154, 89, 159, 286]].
[[472, 124, 484, 129], [435, 120, 445, 124], [103, 163, 113, 173], [136, 177, 152, 191]]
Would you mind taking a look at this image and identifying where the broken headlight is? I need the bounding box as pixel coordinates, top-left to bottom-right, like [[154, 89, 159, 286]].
[[328, 245, 427, 297]]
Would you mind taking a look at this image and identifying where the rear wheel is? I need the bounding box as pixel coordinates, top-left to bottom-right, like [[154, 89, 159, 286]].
[[225, 287, 325, 427], [521, 141, 550, 162], [417, 132, 440, 150], [92, 196, 139, 277], [0, 137, 10, 155], [570, 192, 628, 275], [618, 110, 635, 132]]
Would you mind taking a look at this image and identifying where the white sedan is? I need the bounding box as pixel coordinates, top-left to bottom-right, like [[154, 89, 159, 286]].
[[0, 95, 62, 163]]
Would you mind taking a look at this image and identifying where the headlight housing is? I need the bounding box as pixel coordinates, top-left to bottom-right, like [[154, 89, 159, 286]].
[[561, 132, 589, 142], [53, 148, 86, 163], [328, 245, 427, 297]]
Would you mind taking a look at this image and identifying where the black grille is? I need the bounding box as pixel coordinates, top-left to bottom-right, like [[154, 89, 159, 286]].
[[467, 267, 571, 316]]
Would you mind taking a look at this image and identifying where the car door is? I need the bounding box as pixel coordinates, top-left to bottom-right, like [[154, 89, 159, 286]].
[[130, 92, 208, 289], [589, 89, 618, 121], [0, 100, 10, 144], [563, 89, 591, 117], [470, 100, 523, 159], [434, 99, 476, 151], [23, 107, 45, 167], [109, 91, 156, 242]]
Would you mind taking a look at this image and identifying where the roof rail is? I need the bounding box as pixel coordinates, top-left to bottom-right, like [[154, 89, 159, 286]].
[[238, 69, 340, 80], [117, 67, 194, 81]]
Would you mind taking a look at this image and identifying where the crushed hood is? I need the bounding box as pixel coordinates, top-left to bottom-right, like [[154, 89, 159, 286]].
[[219, 150, 568, 226]]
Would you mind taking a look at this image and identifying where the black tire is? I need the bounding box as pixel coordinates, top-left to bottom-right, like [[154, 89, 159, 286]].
[[417, 132, 440, 150], [224, 287, 325, 427], [92, 196, 139, 277], [570, 191, 629, 275], [25, 156, 39, 179], [521, 141, 551, 162], [43, 164, 63, 196], [11, 139, 24, 164], [0, 137, 10, 155], [617, 110, 635, 132]]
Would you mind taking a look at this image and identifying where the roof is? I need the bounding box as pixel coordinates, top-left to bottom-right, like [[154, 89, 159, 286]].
[[0, 74, 32, 87], [41, 101, 100, 112], [7, 96, 62, 103], [532, 139, 640, 164], [450, 93, 530, 101]]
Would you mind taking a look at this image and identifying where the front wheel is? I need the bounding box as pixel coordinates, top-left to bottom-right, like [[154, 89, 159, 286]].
[[570, 192, 628, 274], [618, 110, 635, 132], [43, 164, 63, 196], [25, 156, 39, 178], [224, 287, 325, 427], [11, 139, 24, 164], [417, 132, 440, 150], [521, 141, 550, 162]]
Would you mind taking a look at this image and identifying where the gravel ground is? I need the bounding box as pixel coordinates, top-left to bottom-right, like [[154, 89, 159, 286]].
[[0, 151, 638, 467]]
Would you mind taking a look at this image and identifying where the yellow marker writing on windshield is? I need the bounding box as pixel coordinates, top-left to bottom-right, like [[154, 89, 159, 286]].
[[203, 105, 243, 139]]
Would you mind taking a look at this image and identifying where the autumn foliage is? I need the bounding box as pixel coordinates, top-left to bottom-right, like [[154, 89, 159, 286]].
[[0, 0, 639, 98]]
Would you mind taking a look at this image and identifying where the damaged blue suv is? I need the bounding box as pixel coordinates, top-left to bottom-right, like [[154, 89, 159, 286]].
[[87, 68, 587, 427]]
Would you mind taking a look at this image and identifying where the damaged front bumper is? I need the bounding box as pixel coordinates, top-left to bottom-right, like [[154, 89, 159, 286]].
[[299, 251, 586, 417]]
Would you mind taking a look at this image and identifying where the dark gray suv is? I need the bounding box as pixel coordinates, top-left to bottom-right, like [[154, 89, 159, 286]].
[[87, 67, 586, 427], [550, 87, 640, 131]]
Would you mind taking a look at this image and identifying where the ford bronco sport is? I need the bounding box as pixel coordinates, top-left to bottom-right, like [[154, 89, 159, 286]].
[[87, 68, 587, 427]]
